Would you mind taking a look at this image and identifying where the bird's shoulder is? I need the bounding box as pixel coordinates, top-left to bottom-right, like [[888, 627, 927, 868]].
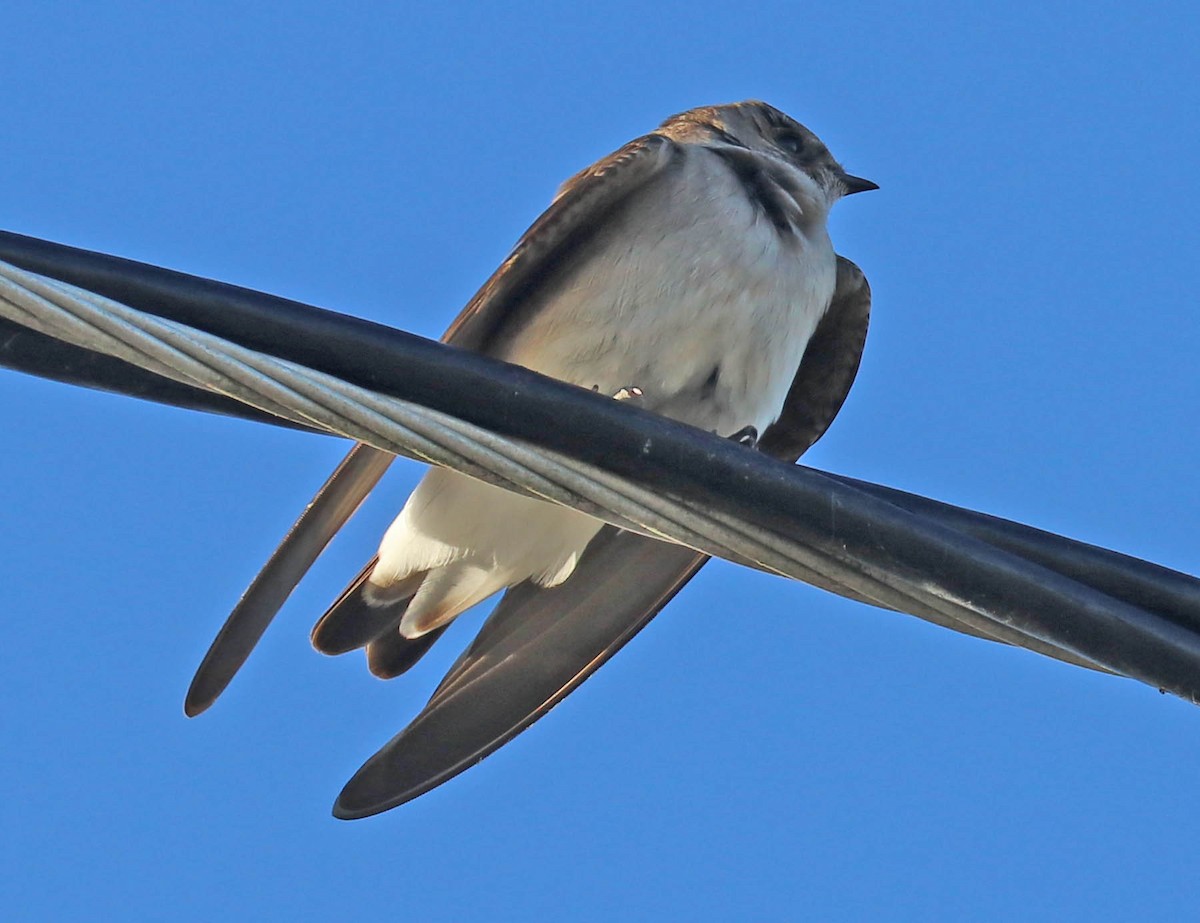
[[440, 131, 684, 353]]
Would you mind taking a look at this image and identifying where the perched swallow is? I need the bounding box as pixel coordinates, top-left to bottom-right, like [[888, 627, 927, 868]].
[[5, 101, 1198, 821], [184, 101, 877, 815], [355, 101, 876, 638]]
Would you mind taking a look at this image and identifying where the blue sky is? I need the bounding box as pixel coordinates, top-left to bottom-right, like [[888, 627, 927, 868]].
[[3, 2, 1199, 920]]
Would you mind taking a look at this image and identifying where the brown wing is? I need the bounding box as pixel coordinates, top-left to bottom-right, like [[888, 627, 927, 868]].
[[440, 132, 680, 351], [183, 444, 392, 715], [186, 133, 685, 713], [331, 257, 876, 817], [760, 256, 871, 458]]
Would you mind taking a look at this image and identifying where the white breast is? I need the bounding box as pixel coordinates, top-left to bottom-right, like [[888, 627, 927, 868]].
[[501, 146, 837, 438]]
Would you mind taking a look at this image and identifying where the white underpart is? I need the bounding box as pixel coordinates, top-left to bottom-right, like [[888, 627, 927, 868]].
[[368, 144, 840, 636]]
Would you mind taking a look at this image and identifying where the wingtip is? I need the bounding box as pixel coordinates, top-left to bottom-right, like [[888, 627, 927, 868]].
[[331, 715, 485, 820], [183, 673, 220, 717], [330, 798, 362, 821], [331, 793, 392, 821], [331, 768, 419, 821]]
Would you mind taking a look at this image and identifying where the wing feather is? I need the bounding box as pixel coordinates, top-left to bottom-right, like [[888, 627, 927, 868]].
[[186, 132, 685, 710]]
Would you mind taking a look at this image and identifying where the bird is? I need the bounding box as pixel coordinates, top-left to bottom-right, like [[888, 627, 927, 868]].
[[352, 101, 876, 640], [182, 100, 877, 814], [10, 100, 1197, 821]]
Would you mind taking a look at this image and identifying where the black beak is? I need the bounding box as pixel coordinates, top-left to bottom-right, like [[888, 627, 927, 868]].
[[841, 173, 879, 195]]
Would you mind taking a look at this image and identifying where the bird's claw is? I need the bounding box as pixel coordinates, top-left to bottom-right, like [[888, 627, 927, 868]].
[[725, 425, 759, 448]]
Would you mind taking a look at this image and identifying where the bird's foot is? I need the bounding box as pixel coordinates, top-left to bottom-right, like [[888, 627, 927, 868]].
[[610, 385, 644, 403], [725, 425, 759, 449]]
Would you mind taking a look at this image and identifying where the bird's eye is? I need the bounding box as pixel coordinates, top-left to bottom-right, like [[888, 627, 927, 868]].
[[777, 131, 807, 156]]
